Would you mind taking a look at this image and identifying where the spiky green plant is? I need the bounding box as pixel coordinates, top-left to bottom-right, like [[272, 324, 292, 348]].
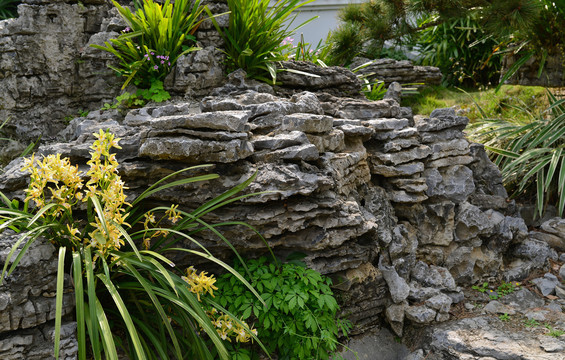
[[91, 0, 208, 89], [470, 91, 565, 217], [208, 0, 316, 84]]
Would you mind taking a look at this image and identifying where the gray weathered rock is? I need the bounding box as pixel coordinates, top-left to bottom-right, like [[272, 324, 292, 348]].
[[276, 60, 362, 98], [532, 273, 560, 297], [484, 300, 516, 315], [350, 57, 442, 89], [379, 261, 410, 304], [501, 288, 545, 311], [405, 305, 436, 324], [424, 165, 475, 202], [427, 316, 565, 360], [425, 294, 453, 314]]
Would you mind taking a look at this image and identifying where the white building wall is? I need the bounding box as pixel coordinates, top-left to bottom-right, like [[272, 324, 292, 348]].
[[273, 0, 365, 47]]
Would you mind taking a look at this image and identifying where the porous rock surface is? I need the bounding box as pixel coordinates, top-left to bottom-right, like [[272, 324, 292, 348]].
[[1, 84, 552, 355], [350, 57, 443, 89]]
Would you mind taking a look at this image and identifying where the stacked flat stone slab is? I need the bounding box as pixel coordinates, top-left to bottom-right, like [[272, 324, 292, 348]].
[[1, 87, 550, 344], [350, 57, 443, 88], [0, 232, 76, 359]]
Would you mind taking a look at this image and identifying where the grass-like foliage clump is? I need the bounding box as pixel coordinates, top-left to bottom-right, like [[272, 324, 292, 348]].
[[209, 0, 316, 84], [470, 91, 565, 217], [0, 130, 266, 360]]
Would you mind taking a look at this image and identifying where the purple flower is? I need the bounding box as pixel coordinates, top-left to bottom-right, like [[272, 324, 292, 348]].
[[161, 60, 165, 64], [151, 52, 155, 55], [144, 54, 149, 58], [154, 65, 158, 70], [168, 62, 171, 66], [122, 27, 131, 33]]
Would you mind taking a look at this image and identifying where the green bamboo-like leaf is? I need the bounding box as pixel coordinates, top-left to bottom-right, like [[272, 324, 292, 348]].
[[130, 317, 169, 360], [1, 226, 49, 283], [114, 222, 142, 260], [72, 251, 86, 360], [90, 196, 109, 241], [84, 248, 101, 359], [544, 148, 563, 192], [26, 203, 58, 227], [130, 165, 215, 207], [120, 261, 182, 360], [98, 273, 147, 360], [95, 298, 118, 359], [495, 51, 534, 92], [537, 169, 545, 217], [558, 156, 565, 216], [483, 145, 520, 158], [54, 246, 67, 360]]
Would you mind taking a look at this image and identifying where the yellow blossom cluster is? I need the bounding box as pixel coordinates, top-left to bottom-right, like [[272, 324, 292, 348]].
[[22, 129, 129, 255], [207, 308, 258, 343], [181, 267, 257, 343], [22, 153, 84, 215], [141, 204, 182, 249], [181, 266, 218, 301]]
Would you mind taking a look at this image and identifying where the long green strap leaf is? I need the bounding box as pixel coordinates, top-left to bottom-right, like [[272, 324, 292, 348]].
[[54, 246, 67, 360], [72, 251, 86, 360], [85, 248, 101, 359], [98, 273, 147, 360]]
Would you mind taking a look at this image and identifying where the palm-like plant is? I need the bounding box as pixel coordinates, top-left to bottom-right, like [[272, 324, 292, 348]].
[[470, 91, 565, 217]]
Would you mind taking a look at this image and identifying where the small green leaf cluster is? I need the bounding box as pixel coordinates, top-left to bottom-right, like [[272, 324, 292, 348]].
[[472, 281, 520, 300], [216, 257, 351, 360], [101, 80, 171, 111], [523, 318, 541, 328], [544, 324, 565, 338], [498, 313, 510, 322]]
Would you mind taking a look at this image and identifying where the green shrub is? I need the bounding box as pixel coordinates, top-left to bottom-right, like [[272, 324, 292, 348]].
[[91, 0, 207, 91], [215, 256, 351, 360], [210, 0, 316, 83], [416, 13, 502, 87], [0, 130, 265, 359], [470, 91, 565, 217]]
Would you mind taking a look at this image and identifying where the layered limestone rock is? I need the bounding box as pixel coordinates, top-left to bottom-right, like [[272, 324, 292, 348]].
[[350, 57, 443, 89], [1, 87, 547, 344], [0, 231, 76, 359], [0, 0, 228, 153]]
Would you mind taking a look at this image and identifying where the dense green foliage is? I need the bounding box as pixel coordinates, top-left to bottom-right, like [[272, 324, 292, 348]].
[[0, 0, 19, 19], [470, 91, 565, 217], [327, 0, 565, 87], [215, 257, 351, 360], [417, 14, 501, 86], [0, 131, 264, 359], [210, 0, 315, 83], [91, 0, 206, 90]]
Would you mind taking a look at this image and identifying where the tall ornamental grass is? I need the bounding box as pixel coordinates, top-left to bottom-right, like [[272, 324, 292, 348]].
[[470, 91, 565, 217], [209, 0, 316, 83]]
